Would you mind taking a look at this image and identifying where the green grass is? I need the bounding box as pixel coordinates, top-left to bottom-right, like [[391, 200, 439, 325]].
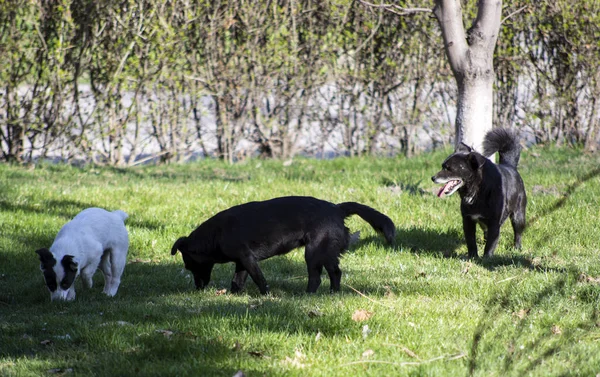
[[1, 147, 599, 376]]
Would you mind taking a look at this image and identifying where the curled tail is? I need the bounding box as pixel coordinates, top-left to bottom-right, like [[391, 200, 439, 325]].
[[112, 210, 129, 222], [336, 202, 396, 244], [482, 128, 522, 167], [171, 237, 188, 255]]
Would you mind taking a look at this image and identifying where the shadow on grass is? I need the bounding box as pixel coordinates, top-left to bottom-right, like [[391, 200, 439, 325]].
[[0, 252, 373, 376], [380, 177, 428, 196], [474, 254, 568, 274], [525, 166, 600, 231], [393, 226, 464, 257], [468, 269, 599, 376], [0, 198, 164, 231], [105, 165, 252, 183]]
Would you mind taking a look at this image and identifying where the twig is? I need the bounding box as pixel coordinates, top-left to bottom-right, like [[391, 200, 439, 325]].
[[281, 276, 305, 281], [340, 354, 464, 368], [358, 0, 432, 16], [129, 151, 171, 166], [343, 283, 394, 309], [382, 343, 421, 360], [501, 6, 527, 24]]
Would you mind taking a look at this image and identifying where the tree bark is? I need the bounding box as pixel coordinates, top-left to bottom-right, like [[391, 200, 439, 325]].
[[434, 0, 502, 154]]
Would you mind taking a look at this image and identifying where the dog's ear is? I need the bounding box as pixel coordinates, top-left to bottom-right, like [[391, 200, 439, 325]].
[[171, 237, 188, 255], [62, 255, 78, 272], [36, 248, 56, 267], [468, 152, 487, 171], [456, 142, 472, 153]]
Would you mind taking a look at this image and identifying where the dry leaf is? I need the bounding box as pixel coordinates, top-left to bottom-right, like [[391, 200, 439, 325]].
[[383, 285, 396, 298], [215, 288, 228, 296], [402, 347, 419, 359], [281, 349, 306, 368], [308, 309, 323, 318], [514, 308, 530, 319], [551, 325, 562, 335], [155, 329, 174, 338], [579, 273, 600, 284], [315, 332, 322, 341], [461, 262, 472, 274], [352, 309, 374, 322], [362, 349, 375, 358], [248, 350, 265, 358], [531, 257, 543, 268], [507, 342, 515, 354], [40, 339, 53, 346], [231, 341, 242, 352]]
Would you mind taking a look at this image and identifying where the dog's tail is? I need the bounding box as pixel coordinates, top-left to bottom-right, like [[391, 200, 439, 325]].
[[112, 210, 129, 222], [171, 237, 187, 255], [483, 128, 522, 167], [337, 202, 396, 244]]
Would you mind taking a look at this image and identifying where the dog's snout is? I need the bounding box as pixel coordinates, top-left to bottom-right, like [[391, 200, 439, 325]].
[[431, 175, 436, 182]]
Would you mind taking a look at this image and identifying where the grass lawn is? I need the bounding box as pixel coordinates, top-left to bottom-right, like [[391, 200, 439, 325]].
[[1, 147, 599, 376]]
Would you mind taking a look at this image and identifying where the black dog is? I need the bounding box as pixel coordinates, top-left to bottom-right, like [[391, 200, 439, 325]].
[[432, 128, 527, 258], [171, 196, 395, 294]]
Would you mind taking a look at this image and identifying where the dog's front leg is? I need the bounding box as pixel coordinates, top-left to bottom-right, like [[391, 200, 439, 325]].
[[483, 224, 501, 258], [66, 286, 76, 301], [463, 216, 478, 259], [239, 255, 269, 294], [192, 262, 215, 290], [231, 263, 249, 293]]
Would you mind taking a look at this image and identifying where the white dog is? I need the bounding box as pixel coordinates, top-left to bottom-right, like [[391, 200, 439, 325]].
[[36, 208, 129, 301]]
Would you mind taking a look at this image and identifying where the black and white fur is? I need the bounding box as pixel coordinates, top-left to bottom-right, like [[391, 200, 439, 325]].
[[431, 128, 527, 258], [36, 208, 129, 301], [171, 196, 396, 294]]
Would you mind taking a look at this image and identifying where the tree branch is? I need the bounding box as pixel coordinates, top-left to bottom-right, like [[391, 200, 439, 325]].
[[358, 0, 432, 16], [501, 5, 526, 24], [433, 0, 469, 75]]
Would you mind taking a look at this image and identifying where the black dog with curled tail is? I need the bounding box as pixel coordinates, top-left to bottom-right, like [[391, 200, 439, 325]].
[[171, 196, 395, 294], [432, 128, 527, 258]]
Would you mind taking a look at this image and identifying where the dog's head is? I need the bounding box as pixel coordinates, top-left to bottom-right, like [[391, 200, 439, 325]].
[[431, 143, 487, 198], [36, 248, 78, 301], [171, 237, 208, 289]]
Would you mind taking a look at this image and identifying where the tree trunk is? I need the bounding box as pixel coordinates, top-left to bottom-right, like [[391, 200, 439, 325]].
[[455, 77, 494, 153], [434, 0, 502, 154]]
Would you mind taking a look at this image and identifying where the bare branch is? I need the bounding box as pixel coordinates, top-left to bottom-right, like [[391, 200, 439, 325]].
[[501, 5, 526, 24], [358, 0, 432, 16]]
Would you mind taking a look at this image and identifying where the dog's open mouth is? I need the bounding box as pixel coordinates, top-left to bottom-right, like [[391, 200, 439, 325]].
[[437, 179, 463, 198]]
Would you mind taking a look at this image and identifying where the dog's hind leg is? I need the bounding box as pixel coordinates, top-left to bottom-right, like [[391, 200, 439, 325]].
[[483, 224, 501, 258], [324, 258, 342, 293], [305, 244, 324, 293], [510, 208, 526, 249], [106, 247, 127, 297], [99, 250, 113, 294], [231, 263, 249, 293]]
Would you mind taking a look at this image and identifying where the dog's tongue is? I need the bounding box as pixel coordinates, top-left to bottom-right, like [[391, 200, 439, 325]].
[[437, 182, 452, 198]]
